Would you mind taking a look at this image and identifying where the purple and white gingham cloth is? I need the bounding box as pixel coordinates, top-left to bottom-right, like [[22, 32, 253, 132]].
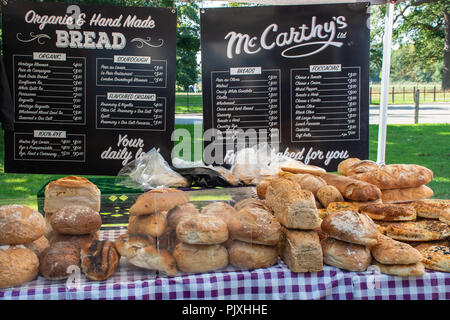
[[0, 229, 448, 300]]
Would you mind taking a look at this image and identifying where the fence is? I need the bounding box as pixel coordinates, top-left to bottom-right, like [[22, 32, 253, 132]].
[[369, 85, 449, 104]]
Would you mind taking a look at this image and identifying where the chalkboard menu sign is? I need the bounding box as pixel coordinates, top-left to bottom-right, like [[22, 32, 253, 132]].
[[201, 3, 370, 171], [2, 0, 176, 175]]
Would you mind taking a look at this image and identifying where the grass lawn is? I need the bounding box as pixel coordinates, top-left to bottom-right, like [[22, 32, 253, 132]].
[[0, 123, 448, 210]]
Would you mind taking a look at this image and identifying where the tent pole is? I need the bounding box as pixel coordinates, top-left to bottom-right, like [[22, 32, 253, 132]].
[[376, 1, 395, 166]]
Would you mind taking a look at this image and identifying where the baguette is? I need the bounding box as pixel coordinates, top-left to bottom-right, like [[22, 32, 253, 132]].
[[337, 158, 379, 176], [381, 185, 433, 203], [129, 188, 189, 216], [319, 173, 381, 201]]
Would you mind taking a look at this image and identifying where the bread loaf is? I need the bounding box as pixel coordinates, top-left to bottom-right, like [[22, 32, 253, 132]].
[[228, 207, 281, 245], [371, 235, 422, 265], [129, 188, 189, 216], [80, 240, 119, 281], [411, 199, 450, 220], [127, 245, 178, 276], [337, 158, 379, 176], [279, 162, 326, 175], [200, 202, 237, 226], [128, 212, 168, 238], [114, 233, 155, 259], [0, 205, 45, 245], [39, 241, 80, 280], [176, 215, 229, 245], [278, 172, 327, 197], [321, 211, 379, 246], [256, 177, 275, 199], [319, 173, 381, 201], [231, 164, 258, 185], [381, 185, 434, 203], [360, 203, 416, 221], [173, 243, 228, 273], [228, 240, 278, 269], [25, 236, 50, 256], [167, 203, 199, 229], [234, 198, 271, 213], [372, 261, 425, 277], [321, 237, 371, 271], [47, 231, 98, 250], [50, 205, 102, 235], [0, 246, 39, 288], [278, 228, 323, 273], [265, 178, 319, 230], [316, 185, 344, 208]]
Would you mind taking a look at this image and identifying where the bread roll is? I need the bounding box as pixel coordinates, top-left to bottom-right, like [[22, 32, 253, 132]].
[[0, 205, 45, 245], [278, 228, 323, 273], [200, 202, 236, 226], [234, 199, 271, 213], [256, 177, 275, 199], [316, 185, 344, 208], [25, 236, 50, 256], [114, 233, 155, 259], [319, 173, 381, 201], [321, 211, 379, 246], [129, 188, 189, 216], [0, 246, 39, 288], [265, 178, 319, 230], [228, 240, 278, 269], [337, 158, 379, 176], [384, 220, 450, 242], [416, 245, 449, 272], [278, 172, 327, 197], [371, 235, 422, 265], [381, 185, 433, 203], [167, 203, 199, 229], [372, 261, 425, 277], [360, 203, 416, 221], [228, 207, 281, 245], [128, 245, 178, 276], [173, 243, 228, 273], [411, 199, 450, 220], [39, 241, 80, 280], [128, 212, 168, 238], [50, 205, 102, 235], [47, 231, 98, 250], [321, 237, 371, 271], [176, 215, 229, 245], [81, 240, 119, 281]]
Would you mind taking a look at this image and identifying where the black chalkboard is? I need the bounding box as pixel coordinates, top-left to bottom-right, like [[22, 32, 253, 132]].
[[201, 3, 370, 171], [2, 0, 176, 175]]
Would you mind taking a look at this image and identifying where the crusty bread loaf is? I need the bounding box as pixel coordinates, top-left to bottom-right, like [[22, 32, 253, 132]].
[[39, 241, 80, 280], [128, 212, 168, 238], [278, 172, 327, 197], [411, 199, 450, 220], [173, 242, 228, 273], [316, 185, 344, 208], [371, 234, 422, 265], [200, 202, 237, 226], [278, 228, 323, 273], [0, 246, 39, 288], [265, 178, 319, 230], [350, 164, 433, 190], [280, 163, 326, 175], [337, 158, 379, 176], [360, 203, 416, 221], [321, 211, 379, 246], [176, 215, 229, 245], [326, 202, 360, 214], [234, 198, 271, 213], [44, 176, 101, 216], [25, 236, 50, 256], [372, 261, 425, 277], [416, 245, 449, 272], [319, 173, 381, 202], [128, 245, 178, 276], [114, 233, 155, 259], [129, 188, 189, 216], [381, 185, 434, 203], [167, 203, 199, 230], [47, 231, 98, 250], [228, 240, 278, 269], [80, 240, 119, 281], [321, 237, 371, 271], [156, 230, 179, 251], [0, 205, 45, 245], [228, 207, 281, 245], [384, 220, 450, 242], [50, 205, 102, 235], [256, 177, 276, 199]]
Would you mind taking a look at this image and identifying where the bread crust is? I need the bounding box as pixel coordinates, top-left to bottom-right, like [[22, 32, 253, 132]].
[[416, 245, 450, 272], [167, 203, 199, 229], [280, 163, 326, 175], [0, 205, 45, 245], [256, 178, 275, 199], [338, 158, 379, 176], [234, 198, 271, 213], [51, 205, 102, 235], [371, 235, 422, 265], [360, 203, 416, 221], [384, 220, 450, 242], [319, 173, 381, 201], [321, 237, 371, 271], [128, 212, 168, 238], [316, 185, 344, 208], [129, 188, 189, 216], [47, 231, 98, 250], [200, 202, 237, 226], [25, 236, 50, 256], [81, 240, 119, 281], [39, 241, 80, 280], [228, 240, 278, 269], [411, 199, 450, 219], [0, 247, 39, 288], [127, 245, 178, 276], [381, 185, 434, 204], [176, 215, 229, 245], [114, 233, 155, 259], [278, 172, 327, 197], [372, 261, 425, 277], [173, 243, 228, 273], [326, 202, 360, 214]]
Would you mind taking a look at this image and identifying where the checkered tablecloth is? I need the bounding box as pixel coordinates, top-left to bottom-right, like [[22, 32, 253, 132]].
[[0, 229, 448, 300]]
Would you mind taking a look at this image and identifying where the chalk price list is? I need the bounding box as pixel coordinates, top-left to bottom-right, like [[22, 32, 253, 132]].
[[291, 66, 360, 142], [14, 55, 85, 124], [212, 68, 281, 141]]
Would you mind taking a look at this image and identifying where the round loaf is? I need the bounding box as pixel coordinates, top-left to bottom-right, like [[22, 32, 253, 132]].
[[0, 246, 39, 288], [51, 205, 102, 235], [128, 245, 178, 276], [321, 237, 371, 271], [25, 236, 50, 256], [47, 231, 98, 250], [371, 235, 422, 265], [0, 205, 45, 245], [228, 207, 281, 245], [114, 233, 155, 259], [129, 188, 189, 216], [127, 212, 168, 238], [317, 185, 344, 208], [173, 242, 228, 273], [228, 240, 278, 269], [167, 203, 199, 229], [39, 241, 80, 280], [416, 245, 449, 272], [321, 210, 379, 246], [176, 215, 229, 245], [234, 198, 271, 213], [80, 240, 119, 281], [360, 203, 416, 221], [372, 261, 425, 277], [200, 202, 236, 226]]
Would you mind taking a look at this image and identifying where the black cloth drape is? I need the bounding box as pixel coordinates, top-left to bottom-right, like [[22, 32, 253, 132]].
[[0, 56, 14, 132]]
